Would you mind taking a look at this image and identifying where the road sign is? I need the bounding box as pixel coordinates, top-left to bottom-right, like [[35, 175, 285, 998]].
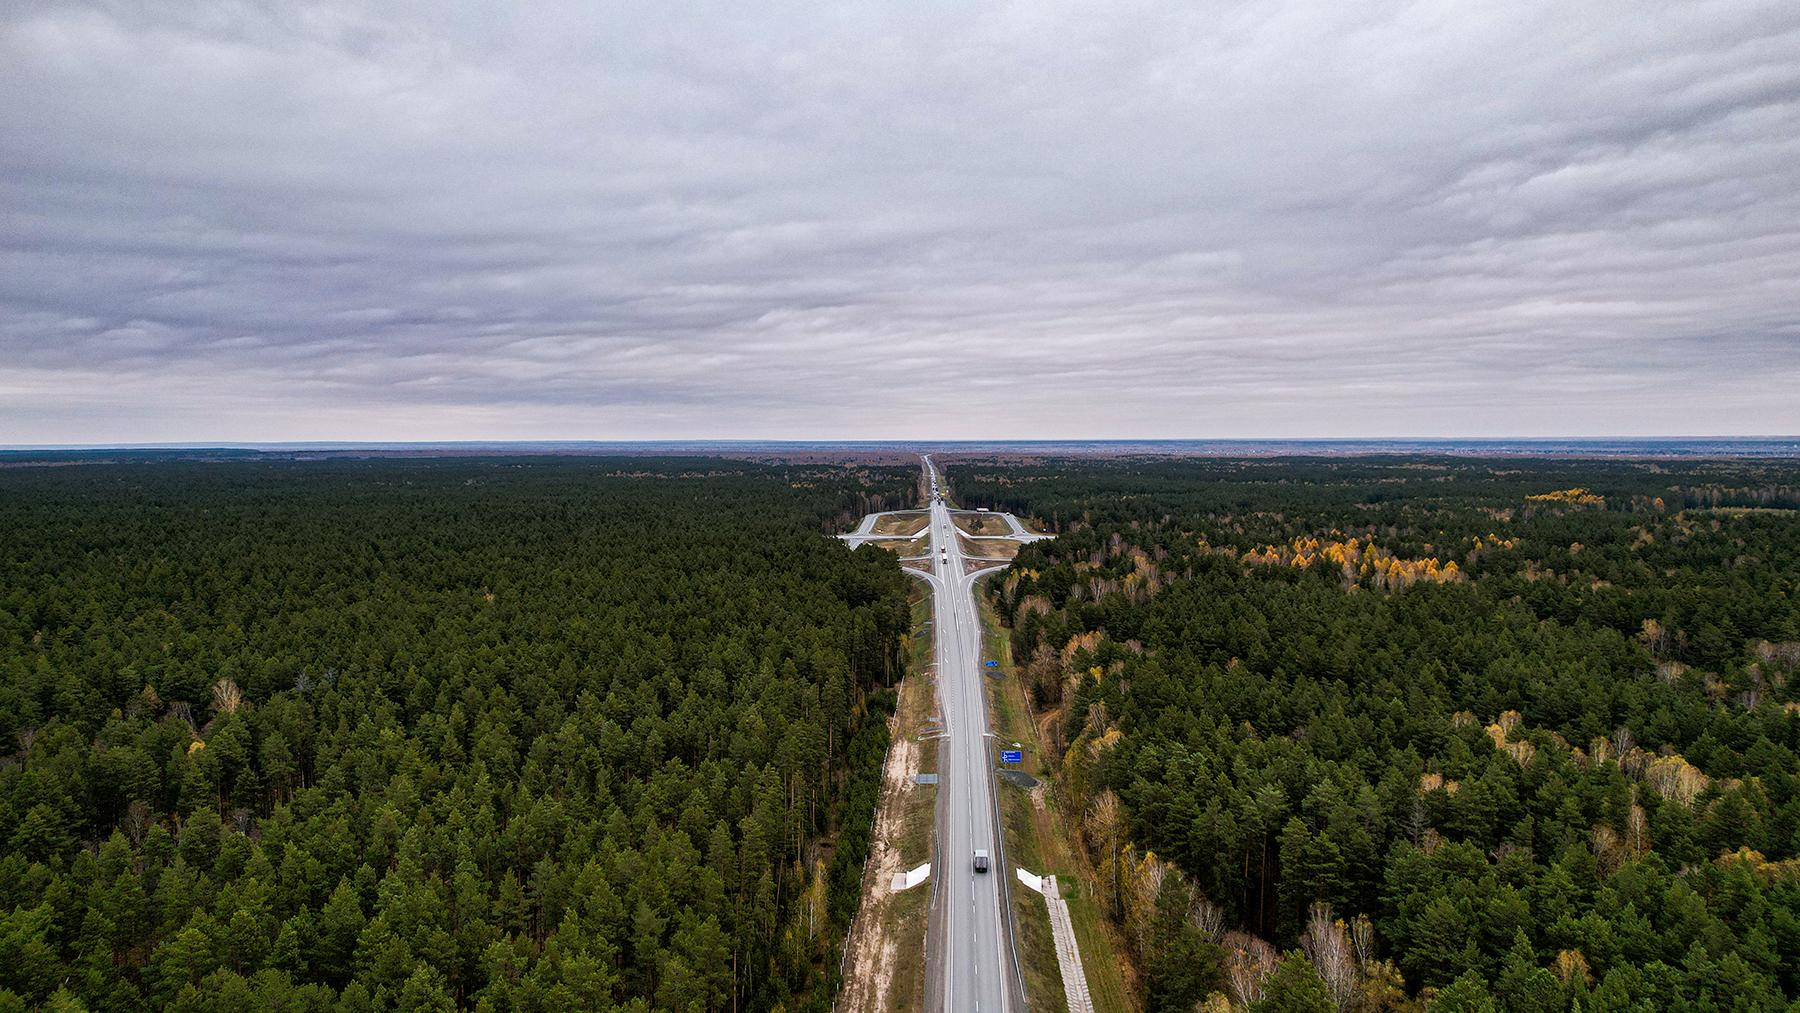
[[1001, 750, 1023, 764], [984, 659, 999, 668]]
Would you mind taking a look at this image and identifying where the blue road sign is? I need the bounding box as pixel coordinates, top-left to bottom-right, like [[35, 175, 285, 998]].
[[1001, 750, 1023, 764], [984, 659, 999, 668]]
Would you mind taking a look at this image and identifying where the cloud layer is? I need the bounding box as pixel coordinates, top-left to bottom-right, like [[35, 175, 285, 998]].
[[4, 0, 1798, 441]]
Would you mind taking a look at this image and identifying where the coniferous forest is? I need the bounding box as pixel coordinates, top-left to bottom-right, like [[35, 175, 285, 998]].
[[7, 451, 1800, 1013], [0, 456, 916, 1012], [949, 456, 1800, 1013]]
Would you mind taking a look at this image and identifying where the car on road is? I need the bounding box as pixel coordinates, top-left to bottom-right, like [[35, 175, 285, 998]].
[[973, 849, 990, 873]]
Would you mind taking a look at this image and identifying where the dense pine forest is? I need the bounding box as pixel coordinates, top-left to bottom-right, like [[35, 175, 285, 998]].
[[949, 456, 1800, 1013], [0, 456, 917, 1012]]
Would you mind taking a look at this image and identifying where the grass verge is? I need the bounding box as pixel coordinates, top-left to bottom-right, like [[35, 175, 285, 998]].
[[953, 512, 1014, 536], [978, 587, 1138, 1013], [870, 535, 929, 555], [874, 511, 931, 536], [959, 533, 1021, 560]]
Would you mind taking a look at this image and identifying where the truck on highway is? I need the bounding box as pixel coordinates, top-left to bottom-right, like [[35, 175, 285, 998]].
[[973, 849, 990, 873]]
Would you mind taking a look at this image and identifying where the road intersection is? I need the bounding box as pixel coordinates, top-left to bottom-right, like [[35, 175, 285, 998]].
[[837, 456, 1045, 1013]]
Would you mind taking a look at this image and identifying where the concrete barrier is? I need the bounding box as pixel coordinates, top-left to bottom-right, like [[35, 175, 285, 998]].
[[890, 863, 931, 892], [1016, 868, 1044, 894]]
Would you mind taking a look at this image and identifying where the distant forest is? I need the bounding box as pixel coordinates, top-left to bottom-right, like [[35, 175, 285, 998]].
[[0, 457, 916, 1012], [949, 456, 1800, 1013]]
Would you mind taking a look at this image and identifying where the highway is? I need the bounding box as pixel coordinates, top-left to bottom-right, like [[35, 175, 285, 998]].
[[920, 455, 1021, 1013]]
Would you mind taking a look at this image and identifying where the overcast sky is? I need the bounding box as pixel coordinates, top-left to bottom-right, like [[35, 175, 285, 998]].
[[3, 0, 1798, 443]]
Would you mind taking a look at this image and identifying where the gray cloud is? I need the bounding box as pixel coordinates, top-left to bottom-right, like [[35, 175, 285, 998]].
[[3, 0, 1799, 442]]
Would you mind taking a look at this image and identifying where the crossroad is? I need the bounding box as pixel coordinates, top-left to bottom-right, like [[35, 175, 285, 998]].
[[834, 456, 1040, 1013], [921, 456, 1020, 1013]]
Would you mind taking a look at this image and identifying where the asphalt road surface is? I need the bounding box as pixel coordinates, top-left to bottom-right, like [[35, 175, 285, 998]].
[[921, 456, 1021, 1013]]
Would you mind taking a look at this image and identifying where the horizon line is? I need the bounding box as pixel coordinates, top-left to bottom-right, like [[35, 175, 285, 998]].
[[7, 436, 1800, 452]]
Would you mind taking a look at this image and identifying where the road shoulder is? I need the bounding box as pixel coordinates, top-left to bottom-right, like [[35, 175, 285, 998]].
[[838, 589, 939, 1013], [978, 590, 1140, 1013]]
